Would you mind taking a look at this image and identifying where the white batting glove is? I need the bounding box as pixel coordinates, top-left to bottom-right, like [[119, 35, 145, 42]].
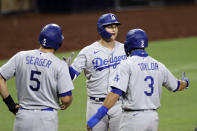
[[63, 52, 75, 66]]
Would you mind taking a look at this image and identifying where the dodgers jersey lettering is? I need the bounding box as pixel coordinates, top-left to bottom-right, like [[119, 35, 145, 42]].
[[111, 50, 178, 110], [71, 41, 126, 97], [0, 49, 74, 110]]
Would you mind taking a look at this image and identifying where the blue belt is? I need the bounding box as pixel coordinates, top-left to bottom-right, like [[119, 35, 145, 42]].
[[89, 96, 105, 102], [20, 107, 54, 111]]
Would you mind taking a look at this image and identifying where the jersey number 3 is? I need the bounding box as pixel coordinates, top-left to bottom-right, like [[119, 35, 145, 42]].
[[144, 76, 154, 96], [30, 70, 41, 91]]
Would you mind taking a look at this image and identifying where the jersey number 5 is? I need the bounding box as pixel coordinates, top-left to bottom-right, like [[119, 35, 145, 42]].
[[144, 76, 154, 96], [29, 70, 41, 91]]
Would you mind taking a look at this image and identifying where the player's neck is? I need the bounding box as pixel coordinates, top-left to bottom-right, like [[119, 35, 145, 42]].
[[99, 39, 115, 51], [39, 47, 55, 53]]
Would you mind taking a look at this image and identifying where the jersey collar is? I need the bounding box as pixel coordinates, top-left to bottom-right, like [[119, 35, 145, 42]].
[[130, 49, 148, 57]]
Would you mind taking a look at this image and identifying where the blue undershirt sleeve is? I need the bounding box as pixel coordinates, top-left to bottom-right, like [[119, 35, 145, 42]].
[[59, 91, 72, 97], [69, 66, 80, 80], [111, 86, 123, 96]]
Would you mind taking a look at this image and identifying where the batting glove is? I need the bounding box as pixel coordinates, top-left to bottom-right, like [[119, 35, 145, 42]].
[[182, 72, 189, 89], [63, 52, 75, 66]]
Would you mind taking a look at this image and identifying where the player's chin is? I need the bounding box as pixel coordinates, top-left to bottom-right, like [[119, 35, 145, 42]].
[[110, 34, 117, 40]]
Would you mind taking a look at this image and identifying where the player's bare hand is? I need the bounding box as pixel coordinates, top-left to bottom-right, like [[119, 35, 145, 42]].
[[63, 52, 75, 66], [13, 104, 21, 115], [60, 104, 66, 110], [87, 125, 92, 131]]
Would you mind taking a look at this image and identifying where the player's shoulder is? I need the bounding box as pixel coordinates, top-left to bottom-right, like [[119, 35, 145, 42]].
[[78, 41, 100, 54], [118, 57, 131, 72], [58, 59, 68, 68], [114, 41, 124, 49], [115, 40, 124, 45], [83, 41, 99, 49], [49, 54, 68, 68], [14, 49, 36, 58], [18, 49, 34, 54], [148, 56, 166, 68], [120, 57, 131, 66], [47, 53, 65, 64]]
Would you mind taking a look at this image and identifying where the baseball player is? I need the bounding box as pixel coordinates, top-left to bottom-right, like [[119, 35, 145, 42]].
[[68, 13, 127, 131], [87, 29, 189, 131], [0, 24, 74, 131]]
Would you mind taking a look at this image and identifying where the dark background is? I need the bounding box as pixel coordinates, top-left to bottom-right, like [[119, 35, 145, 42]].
[[0, 0, 197, 59], [35, 0, 195, 13]]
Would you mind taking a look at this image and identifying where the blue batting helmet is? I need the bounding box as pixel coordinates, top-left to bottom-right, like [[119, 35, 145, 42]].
[[97, 13, 120, 39], [124, 29, 148, 56], [39, 24, 64, 50]]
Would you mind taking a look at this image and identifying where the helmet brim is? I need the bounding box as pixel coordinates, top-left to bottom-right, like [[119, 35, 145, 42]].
[[102, 22, 121, 27]]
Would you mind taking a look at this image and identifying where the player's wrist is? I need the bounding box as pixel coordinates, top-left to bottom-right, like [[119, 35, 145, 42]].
[[87, 106, 108, 128], [97, 106, 108, 118], [3, 95, 18, 113]]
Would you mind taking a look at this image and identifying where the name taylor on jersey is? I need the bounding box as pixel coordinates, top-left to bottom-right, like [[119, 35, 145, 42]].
[[138, 62, 159, 71]]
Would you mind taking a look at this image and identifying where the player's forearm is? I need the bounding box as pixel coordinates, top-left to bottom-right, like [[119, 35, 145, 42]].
[[103, 92, 120, 109], [0, 76, 9, 99], [0, 76, 19, 114]]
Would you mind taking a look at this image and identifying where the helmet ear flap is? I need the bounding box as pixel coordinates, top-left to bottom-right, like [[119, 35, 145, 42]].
[[97, 13, 120, 39], [97, 25, 112, 39], [124, 40, 131, 56]]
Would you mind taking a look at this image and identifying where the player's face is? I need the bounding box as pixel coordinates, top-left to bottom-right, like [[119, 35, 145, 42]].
[[105, 24, 119, 40]]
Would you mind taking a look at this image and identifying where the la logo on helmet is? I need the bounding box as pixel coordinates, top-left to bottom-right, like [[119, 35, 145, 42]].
[[111, 15, 116, 20], [43, 38, 47, 46], [141, 40, 144, 47]]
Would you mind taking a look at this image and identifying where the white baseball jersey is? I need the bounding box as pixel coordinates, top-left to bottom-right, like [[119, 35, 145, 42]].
[[71, 41, 127, 97], [111, 49, 179, 110], [0, 49, 74, 110]]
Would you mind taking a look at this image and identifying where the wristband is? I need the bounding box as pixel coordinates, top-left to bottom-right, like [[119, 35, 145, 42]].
[[184, 79, 189, 88], [3, 95, 18, 113], [87, 106, 108, 128], [182, 72, 189, 89]]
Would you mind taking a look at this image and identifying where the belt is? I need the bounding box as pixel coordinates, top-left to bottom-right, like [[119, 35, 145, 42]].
[[123, 109, 157, 112], [20, 107, 54, 111], [89, 96, 105, 102]]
